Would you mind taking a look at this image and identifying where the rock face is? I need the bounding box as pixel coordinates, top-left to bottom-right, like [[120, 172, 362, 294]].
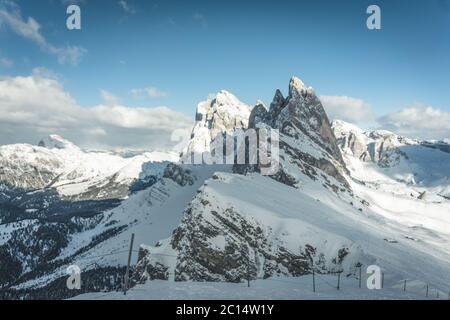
[[332, 120, 414, 167], [181, 91, 253, 163], [38, 135, 80, 151], [135, 77, 358, 284], [134, 173, 361, 284], [248, 77, 350, 193], [273, 77, 344, 165]]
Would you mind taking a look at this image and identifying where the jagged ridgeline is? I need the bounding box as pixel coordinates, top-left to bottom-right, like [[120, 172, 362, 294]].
[[134, 77, 361, 283]]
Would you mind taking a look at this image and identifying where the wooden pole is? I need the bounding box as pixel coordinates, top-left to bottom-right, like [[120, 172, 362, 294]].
[[403, 280, 407, 292], [312, 269, 316, 293], [123, 233, 135, 295], [358, 266, 362, 288], [247, 249, 250, 288], [337, 272, 341, 290], [247, 257, 250, 288]]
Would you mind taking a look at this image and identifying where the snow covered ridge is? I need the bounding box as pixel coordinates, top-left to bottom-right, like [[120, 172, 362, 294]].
[[131, 77, 450, 300], [332, 119, 450, 198], [0, 134, 179, 200]]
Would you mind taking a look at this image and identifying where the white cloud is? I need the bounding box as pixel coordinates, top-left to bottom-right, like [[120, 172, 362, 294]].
[[0, 2, 87, 66], [100, 89, 120, 106], [32, 66, 60, 79], [118, 1, 136, 14], [321, 94, 450, 140], [131, 87, 168, 99], [0, 74, 193, 150], [320, 95, 375, 125], [193, 12, 207, 28], [377, 104, 450, 140]]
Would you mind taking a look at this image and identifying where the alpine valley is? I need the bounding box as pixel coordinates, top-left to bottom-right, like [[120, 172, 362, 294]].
[[1, 77, 449, 300]]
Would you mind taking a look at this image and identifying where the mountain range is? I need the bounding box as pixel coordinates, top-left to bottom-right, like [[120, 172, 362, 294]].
[[0, 77, 449, 299]]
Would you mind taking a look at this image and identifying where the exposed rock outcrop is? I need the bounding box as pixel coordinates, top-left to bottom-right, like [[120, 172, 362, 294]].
[[248, 77, 350, 192]]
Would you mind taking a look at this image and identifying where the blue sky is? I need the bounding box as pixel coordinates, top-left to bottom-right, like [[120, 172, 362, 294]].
[[0, 0, 450, 148]]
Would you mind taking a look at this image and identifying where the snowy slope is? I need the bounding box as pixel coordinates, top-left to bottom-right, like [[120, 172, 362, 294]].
[[72, 276, 443, 300], [331, 119, 450, 260], [132, 77, 450, 299], [0, 135, 179, 200], [134, 172, 450, 292], [8, 164, 232, 293], [332, 120, 450, 199]]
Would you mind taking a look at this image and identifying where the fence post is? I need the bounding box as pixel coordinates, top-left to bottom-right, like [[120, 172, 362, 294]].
[[123, 233, 135, 296], [312, 269, 316, 293], [246, 253, 250, 288], [358, 266, 362, 289], [403, 280, 407, 292], [381, 272, 384, 289], [337, 272, 341, 291]]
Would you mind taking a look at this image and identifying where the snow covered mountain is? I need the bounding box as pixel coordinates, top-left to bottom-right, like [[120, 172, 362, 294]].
[[133, 78, 450, 297], [1, 76, 449, 300], [0, 137, 183, 298], [181, 90, 253, 163], [0, 135, 178, 201], [332, 120, 450, 199]]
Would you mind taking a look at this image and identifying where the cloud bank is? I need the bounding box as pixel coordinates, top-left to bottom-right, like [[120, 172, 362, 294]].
[[320, 95, 375, 125], [131, 87, 168, 99], [321, 95, 450, 140], [0, 74, 193, 150], [378, 105, 450, 140]]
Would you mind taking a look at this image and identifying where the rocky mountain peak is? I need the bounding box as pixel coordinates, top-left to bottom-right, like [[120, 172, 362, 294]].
[[38, 135, 79, 151], [252, 77, 344, 166], [268, 89, 285, 123], [288, 76, 307, 96], [214, 90, 244, 108], [181, 91, 253, 162]]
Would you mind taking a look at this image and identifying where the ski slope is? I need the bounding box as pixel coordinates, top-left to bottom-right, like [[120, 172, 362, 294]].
[[72, 276, 443, 300]]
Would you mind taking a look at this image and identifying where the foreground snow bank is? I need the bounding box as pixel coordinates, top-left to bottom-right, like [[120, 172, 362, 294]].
[[72, 276, 443, 300]]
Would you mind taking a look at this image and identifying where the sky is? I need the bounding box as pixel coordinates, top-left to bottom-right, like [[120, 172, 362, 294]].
[[0, 0, 449, 149]]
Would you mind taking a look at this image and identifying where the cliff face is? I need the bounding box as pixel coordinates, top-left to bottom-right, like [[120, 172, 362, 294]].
[[180, 90, 253, 163], [248, 77, 350, 193], [134, 77, 361, 283]]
